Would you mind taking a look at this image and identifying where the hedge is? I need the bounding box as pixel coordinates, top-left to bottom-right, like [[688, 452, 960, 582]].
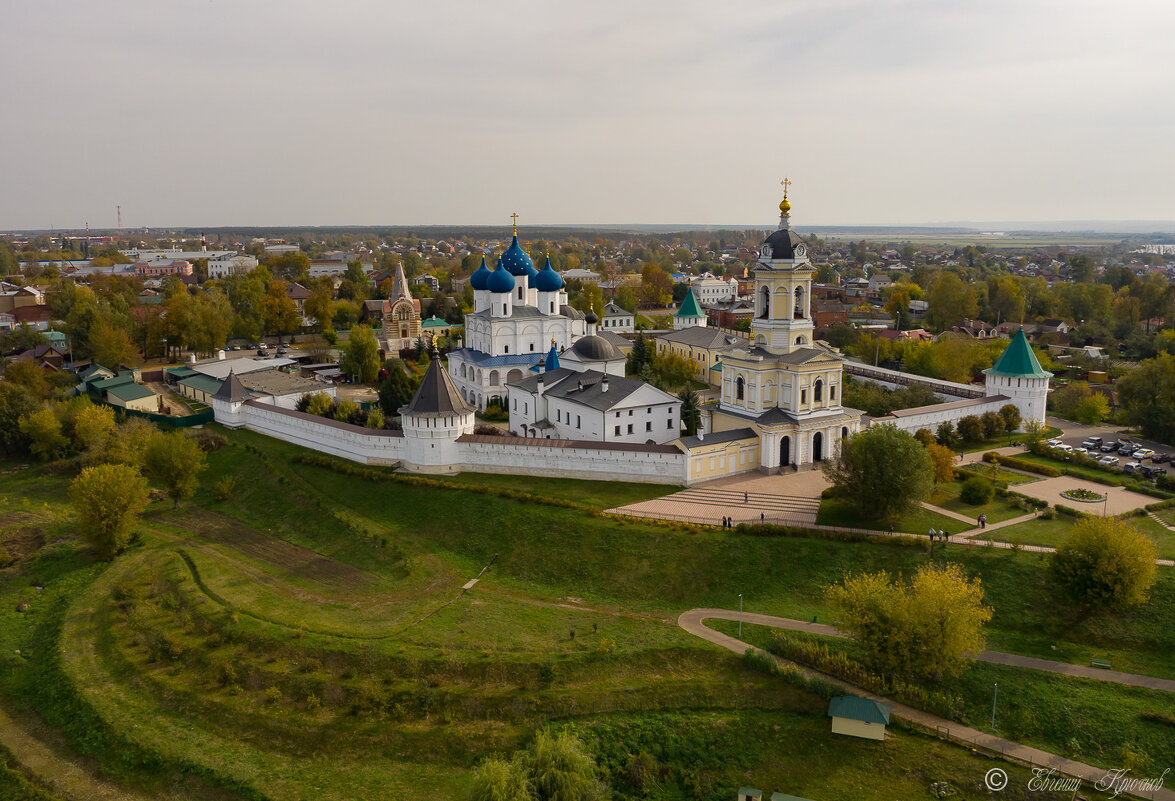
[[733, 522, 929, 550], [955, 466, 1009, 489], [984, 452, 1060, 477]]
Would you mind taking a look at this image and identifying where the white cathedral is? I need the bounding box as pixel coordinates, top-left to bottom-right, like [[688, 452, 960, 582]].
[[447, 227, 588, 411]]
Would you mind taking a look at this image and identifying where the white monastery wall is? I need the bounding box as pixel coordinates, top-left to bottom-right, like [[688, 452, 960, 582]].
[[457, 439, 684, 484]]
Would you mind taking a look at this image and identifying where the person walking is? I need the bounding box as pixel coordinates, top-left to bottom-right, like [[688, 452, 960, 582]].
[[760, 512, 765, 524], [980, 514, 987, 529], [744, 491, 749, 503], [943, 530, 950, 545]]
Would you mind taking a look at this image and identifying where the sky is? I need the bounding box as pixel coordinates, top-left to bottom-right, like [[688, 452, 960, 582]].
[[3, 0, 1175, 230]]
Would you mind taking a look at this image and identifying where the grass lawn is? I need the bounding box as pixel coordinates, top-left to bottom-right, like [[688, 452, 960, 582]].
[[1124, 514, 1175, 560], [713, 622, 1175, 776], [928, 481, 1025, 524], [989, 514, 1077, 549], [817, 497, 961, 535], [958, 425, 1061, 454]]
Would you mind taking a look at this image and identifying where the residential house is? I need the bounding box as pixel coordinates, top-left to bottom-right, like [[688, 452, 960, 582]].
[[411, 273, 440, 292], [207, 254, 259, 279], [706, 299, 755, 329], [601, 302, 634, 333], [952, 318, 1000, 339], [655, 326, 745, 385]]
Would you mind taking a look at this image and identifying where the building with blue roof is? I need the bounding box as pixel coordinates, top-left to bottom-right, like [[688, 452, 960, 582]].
[[448, 220, 587, 410]]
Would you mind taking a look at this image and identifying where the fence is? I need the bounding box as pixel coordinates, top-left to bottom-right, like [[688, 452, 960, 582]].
[[107, 404, 215, 428]]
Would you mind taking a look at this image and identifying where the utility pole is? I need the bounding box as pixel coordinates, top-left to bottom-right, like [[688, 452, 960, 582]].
[[738, 594, 743, 638], [991, 682, 998, 731]]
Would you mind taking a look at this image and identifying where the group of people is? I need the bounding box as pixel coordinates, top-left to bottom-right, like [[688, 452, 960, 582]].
[[928, 528, 951, 543], [721, 512, 768, 528]]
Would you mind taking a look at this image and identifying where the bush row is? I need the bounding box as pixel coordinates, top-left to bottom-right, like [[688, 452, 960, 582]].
[[955, 466, 1009, 489], [983, 451, 1060, 477], [764, 632, 963, 720], [733, 522, 929, 551]]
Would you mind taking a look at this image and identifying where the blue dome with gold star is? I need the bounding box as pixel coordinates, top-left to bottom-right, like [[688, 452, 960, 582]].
[[487, 258, 516, 294], [469, 256, 492, 291], [499, 235, 537, 279], [534, 255, 563, 292]]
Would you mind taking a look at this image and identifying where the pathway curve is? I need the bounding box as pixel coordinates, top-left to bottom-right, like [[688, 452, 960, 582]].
[[678, 608, 1175, 801], [0, 702, 156, 801], [918, 501, 976, 525]]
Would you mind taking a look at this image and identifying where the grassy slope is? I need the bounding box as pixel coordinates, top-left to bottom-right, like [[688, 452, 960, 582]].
[[3, 428, 1175, 799], [816, 498, 961, 534]]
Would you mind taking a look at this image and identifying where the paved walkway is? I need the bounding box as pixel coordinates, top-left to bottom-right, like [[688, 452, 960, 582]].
[[1148, 512, 1175, 533], [919, 501, 976, 525], [679, 608, 1175, 801], [607, 484, 823, 527]]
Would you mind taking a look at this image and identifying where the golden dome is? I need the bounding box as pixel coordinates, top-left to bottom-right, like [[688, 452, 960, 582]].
[[779, 197, 791, 214]]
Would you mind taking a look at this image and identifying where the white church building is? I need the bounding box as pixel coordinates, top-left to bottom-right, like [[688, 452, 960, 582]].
[[447, 230, 587, 411]]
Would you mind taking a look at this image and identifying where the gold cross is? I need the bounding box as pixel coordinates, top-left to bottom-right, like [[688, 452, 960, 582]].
[[510, 212, 519, 235], [781, 177, 791, 198]]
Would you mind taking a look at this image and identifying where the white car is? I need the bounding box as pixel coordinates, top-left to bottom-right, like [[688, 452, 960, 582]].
[[1056, 444, 1074, 453], [1046, 438, 1063, 447], [1072, 447, 1088, 456], [1133, 448, 1155, 460], [1099, 456, 1120, 466]]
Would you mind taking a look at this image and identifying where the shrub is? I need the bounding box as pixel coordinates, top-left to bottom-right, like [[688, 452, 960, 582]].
[[959, 476, 995, 505], [1049, 517, 1158, 609], [213, 476, 236, 501]]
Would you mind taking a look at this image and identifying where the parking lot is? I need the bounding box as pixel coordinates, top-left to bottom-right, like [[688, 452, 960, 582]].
[[1045, 417, 1171, 478]]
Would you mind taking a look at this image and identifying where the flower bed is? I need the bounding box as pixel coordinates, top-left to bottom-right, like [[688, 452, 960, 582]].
[[1060, 487, 1105, 503]]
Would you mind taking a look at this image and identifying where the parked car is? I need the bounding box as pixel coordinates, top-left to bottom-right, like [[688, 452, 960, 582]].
[[1153, 453, 1171, 464], [1124, 461, 1143, 474], [1119, 444, 1136, 456], [1133, 448, 1155, 460], [256, 349, 268, 357], [1083, 436, 1104, 448], [1100, 443, 1118, 453], [1046, 438, 1063, 447], [1056, 444, 1074, 454], [1072, 447, 1088, 456], [1142, 465, 1168, 479], [1099, 456, 1120, 466], [277, 347, 289, 355]]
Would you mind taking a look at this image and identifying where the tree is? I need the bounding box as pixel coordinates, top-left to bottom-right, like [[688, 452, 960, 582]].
[[927, 443, 956, 483], [470, 756, 534, 801], [626, 333, 652, 376], [956, 415, 983, 443], [262, 280, 300, 340], [378, 360, 420, 415], [2, 359, 49, 399], [526, 729, 604, 801], [1049, 517, 1158, 610], [306, 392, 334, 417], [614, 285, 637, 313], [959, 476, 994, 504], [1022, 418, 1046, 445], [678, 387, 700, 436], [70, 463, 149, 559], [827, 562, 991, 681], [89, 320, 137, 367], [19, 407, 68, 460], [102, 417, 159, 470], [980, 411, 1005, 440], [823, 424, 934, 522], [647, 350, 697, 392], [69, 402, 117, 456], [998, 403, 1022, 433], [935, 421, 958, 449], [913, 428, 936, 448], [0, 383, 39, 456], [305, 285, 337, 334], [340, 324, 381, 383], [1117, 353, 1175, 444], [926, 271, 977, 332], [143, 431, 207, 509], [639, 263, 673, 308]]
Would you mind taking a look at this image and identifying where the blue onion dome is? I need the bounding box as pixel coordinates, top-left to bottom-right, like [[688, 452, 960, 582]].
[[487, 258, 516, 293], [470, 256, 492, 291], [534, 256, 563, 292], [499, 235, 536, 277]]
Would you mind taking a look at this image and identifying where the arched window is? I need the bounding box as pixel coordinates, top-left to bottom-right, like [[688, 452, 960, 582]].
[[795, 335, 807, 345], [736, 376, 745, 401], [814, 379, 823, 402], [759, 286, 770, 319], [794, 286, 805, 319]]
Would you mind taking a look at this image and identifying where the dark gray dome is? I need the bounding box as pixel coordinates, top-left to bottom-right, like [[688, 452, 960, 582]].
[[584, 310, 598, 324], [571, 335, 617, 361], [762, 228, 806, 260]]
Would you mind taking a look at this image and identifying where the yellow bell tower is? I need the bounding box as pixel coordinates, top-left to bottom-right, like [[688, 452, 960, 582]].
[[750, 180, 815, 354]]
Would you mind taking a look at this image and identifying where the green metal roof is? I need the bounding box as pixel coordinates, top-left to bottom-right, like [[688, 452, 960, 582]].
[[828, 695, 890, 725], [106, 382, 155, 402], [178, 374, 225, 396], [983, 327, 1053, 379], [675, 288, 705, 318], [43, 330, 67, 343], [738, 789, 763, 800], [709, 361, 723, 371], [166, 366, 197, 378], [90, 373, 135, 390], [772, 793, 815, 801], [422, 316, 449, 328]]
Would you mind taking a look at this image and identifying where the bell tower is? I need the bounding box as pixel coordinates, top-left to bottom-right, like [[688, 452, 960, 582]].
[[750, 181, 815, 354]]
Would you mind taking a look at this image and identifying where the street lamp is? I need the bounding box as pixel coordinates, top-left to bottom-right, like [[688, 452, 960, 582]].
[[161, 338, 168, 363], [738, 594, 743, 639], [991, 682, 998, 731]]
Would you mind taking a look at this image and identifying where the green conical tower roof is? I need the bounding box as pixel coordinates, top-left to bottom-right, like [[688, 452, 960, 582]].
[[675, 288, 705, 318], [983, 327, 1053, 378]]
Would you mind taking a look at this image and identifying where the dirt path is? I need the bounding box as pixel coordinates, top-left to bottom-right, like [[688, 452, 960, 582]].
[[0, 703, 154, 801], [678, 608, 1175, 801]]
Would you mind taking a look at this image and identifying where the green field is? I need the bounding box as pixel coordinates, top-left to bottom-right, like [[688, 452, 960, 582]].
[[1, 427, 1173, 800]]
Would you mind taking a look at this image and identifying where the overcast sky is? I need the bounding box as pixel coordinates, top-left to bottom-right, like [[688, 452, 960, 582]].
[[3, 0, 1174, 230]]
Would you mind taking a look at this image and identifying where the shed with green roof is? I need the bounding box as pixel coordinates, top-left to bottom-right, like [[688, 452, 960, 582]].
[[828, 695, 890, 740]]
